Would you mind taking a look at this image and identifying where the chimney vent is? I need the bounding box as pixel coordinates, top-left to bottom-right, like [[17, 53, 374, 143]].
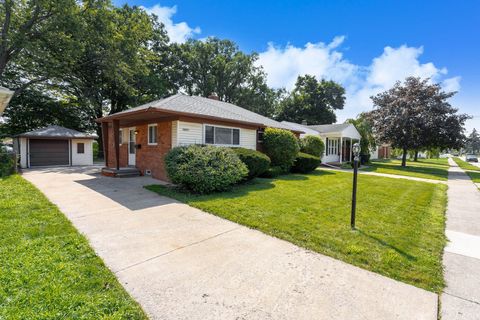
[[208, 93, 219, 100]]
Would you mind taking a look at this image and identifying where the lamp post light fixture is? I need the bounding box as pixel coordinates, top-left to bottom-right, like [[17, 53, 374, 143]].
[[351, 142, 361, 230]]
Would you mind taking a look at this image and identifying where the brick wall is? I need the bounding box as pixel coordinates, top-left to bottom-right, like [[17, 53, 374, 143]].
[[135, 122, 172, 181], [105, 122, 172, 181]]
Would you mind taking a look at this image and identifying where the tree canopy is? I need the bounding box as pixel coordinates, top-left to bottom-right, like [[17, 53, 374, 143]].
[[276, 75, 345, 125], [466, 129, 480, 154], [345, 113, 376, 156], [367, 77, 470, 166]]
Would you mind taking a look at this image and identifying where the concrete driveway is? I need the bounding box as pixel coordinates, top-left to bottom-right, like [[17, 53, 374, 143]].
[[23, 166, 438, 320]]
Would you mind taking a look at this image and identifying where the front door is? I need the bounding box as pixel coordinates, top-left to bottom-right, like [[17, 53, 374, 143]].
[[128, 128, 136, 166]]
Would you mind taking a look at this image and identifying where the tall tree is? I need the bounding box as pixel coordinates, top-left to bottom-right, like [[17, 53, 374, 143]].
[[466, 129, 480, 154], [276, 75, 345, 124], [367, 77, 469, 166], [0, 0, 79, 95], [62, 3, 172, 156], [345, 113, 376, 156], [174, 37, 277, 116]]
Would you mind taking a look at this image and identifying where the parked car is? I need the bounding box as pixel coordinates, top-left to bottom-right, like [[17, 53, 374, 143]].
[[466, 154, 478, 162]]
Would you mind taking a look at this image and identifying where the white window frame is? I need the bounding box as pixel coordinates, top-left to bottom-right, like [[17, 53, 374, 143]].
[[119, 129, 123, 145], [203, 124, 241, 147], [148, 124, 158, 145], [327, 138, 339, 156]]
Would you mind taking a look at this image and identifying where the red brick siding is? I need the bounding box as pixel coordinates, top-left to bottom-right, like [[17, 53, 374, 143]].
[[135, 122, 172, 181]]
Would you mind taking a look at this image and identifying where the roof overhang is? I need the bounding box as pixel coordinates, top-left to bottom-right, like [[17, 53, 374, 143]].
[[0, 86, 14, 115], [96, 107, 303, 132]]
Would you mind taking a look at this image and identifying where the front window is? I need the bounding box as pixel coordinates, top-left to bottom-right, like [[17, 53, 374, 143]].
[[148, 124, 158, 145], [326, 138, 338, 156], [205, 125, 240, 146]]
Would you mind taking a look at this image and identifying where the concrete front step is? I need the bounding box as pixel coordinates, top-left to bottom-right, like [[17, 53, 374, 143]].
[[101, 167, 141, 178]]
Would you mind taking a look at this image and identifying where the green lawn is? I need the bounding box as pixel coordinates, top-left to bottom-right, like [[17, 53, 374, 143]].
[[146, 169, 447, 292], [362, 158, 450, 181], [0, 175, 146, 319], [453, 157, 480, 183]]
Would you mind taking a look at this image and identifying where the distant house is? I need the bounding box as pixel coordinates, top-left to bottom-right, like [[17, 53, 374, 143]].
[[96, 93, 302, 180], [282, 121, 361, 164], [14, 125, 97, 168], [370, 143, 392, 160]]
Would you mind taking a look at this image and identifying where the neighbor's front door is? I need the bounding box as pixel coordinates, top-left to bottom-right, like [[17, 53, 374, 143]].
[[128, 128, 136, 166]]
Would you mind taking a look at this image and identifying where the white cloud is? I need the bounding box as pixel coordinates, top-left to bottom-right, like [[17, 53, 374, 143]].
[[257, 37, 359, 89], [442, 76, 461, 92], [257, 38, 461, 122], [143, 4, 200, 43]]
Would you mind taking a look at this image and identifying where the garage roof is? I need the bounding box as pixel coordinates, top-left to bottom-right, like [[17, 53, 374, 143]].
[[16, 125, 97, 139]]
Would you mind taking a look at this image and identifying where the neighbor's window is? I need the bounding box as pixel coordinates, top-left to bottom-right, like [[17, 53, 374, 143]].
[[326, 138, 338, 156], [148, 124, 158, 145], [205, 125, 240, 146], [77, 143, 85, 154]]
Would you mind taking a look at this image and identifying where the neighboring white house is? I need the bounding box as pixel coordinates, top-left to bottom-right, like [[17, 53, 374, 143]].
[[13, 125, 97, 168], [282, 121, 361, 164], [0, 86, 14, 115]]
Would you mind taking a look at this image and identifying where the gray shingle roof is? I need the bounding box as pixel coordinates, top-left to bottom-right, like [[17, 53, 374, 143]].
[[17, 125, 97, 139], [281, 121, 321, 135], [308, 123, 351, 134], [109, 93, 298, 131]]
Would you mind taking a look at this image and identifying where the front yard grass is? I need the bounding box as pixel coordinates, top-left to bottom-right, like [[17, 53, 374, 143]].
[[362, 158, 450, 181], [0, 175, 146, 319], [453, 157, 480, 183], [146, 169, 447, 292]]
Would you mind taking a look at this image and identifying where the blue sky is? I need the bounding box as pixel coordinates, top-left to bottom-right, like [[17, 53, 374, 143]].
[[115, 0, 480, 132]]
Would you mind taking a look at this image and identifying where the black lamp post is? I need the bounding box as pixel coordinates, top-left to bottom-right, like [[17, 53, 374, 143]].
[[351, 142, 361, 230]]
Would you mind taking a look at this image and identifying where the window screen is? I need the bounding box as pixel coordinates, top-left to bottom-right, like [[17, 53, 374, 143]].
[[205, 125, 240, 146], [148, 125, 157, 144]]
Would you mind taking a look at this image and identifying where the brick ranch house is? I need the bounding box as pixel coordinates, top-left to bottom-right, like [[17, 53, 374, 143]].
[[97, 93, 303, 180]]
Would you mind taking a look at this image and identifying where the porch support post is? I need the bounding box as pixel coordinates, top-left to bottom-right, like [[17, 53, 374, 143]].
[[101, 122, 109, 167], [339, 136, 343, 164], [350, 138, 352, 161], [113, 119, 120, 170]]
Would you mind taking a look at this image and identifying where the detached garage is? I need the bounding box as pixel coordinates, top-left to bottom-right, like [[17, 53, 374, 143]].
[[14, 125, 97, 168]]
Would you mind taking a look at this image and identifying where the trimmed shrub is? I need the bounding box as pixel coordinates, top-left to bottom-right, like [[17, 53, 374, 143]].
[[262, 127, 299, 171], [232, 147, 270, 180], [300, 135, 325, 157], [259, 165, 285, 178], [0, 150, 15, 177], [291, 152, 321, 173], [165, 145, 248, 194]]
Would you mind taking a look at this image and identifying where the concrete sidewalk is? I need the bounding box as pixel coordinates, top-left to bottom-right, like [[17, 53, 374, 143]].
[[23, 166, 438, 320], [441, 158, 480, 319], [321, 167, 447, 184]]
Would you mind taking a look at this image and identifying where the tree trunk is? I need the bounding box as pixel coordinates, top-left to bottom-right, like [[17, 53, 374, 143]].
[[414, 150, 418, 162], [401, 147, 408, 167]]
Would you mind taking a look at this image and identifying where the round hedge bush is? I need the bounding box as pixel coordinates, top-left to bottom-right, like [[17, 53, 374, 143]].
[[262, 127, 299, 171], [300, 135, 325, 158], [165, 145, 248, 194], [291, 152, 321, 173], [231, 147, 271, 180]]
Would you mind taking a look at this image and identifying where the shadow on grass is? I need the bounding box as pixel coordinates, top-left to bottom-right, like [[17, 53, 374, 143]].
[[146, 169, 337, 201], [364, 162, 447, 180], [357, 229, 417, 262]]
